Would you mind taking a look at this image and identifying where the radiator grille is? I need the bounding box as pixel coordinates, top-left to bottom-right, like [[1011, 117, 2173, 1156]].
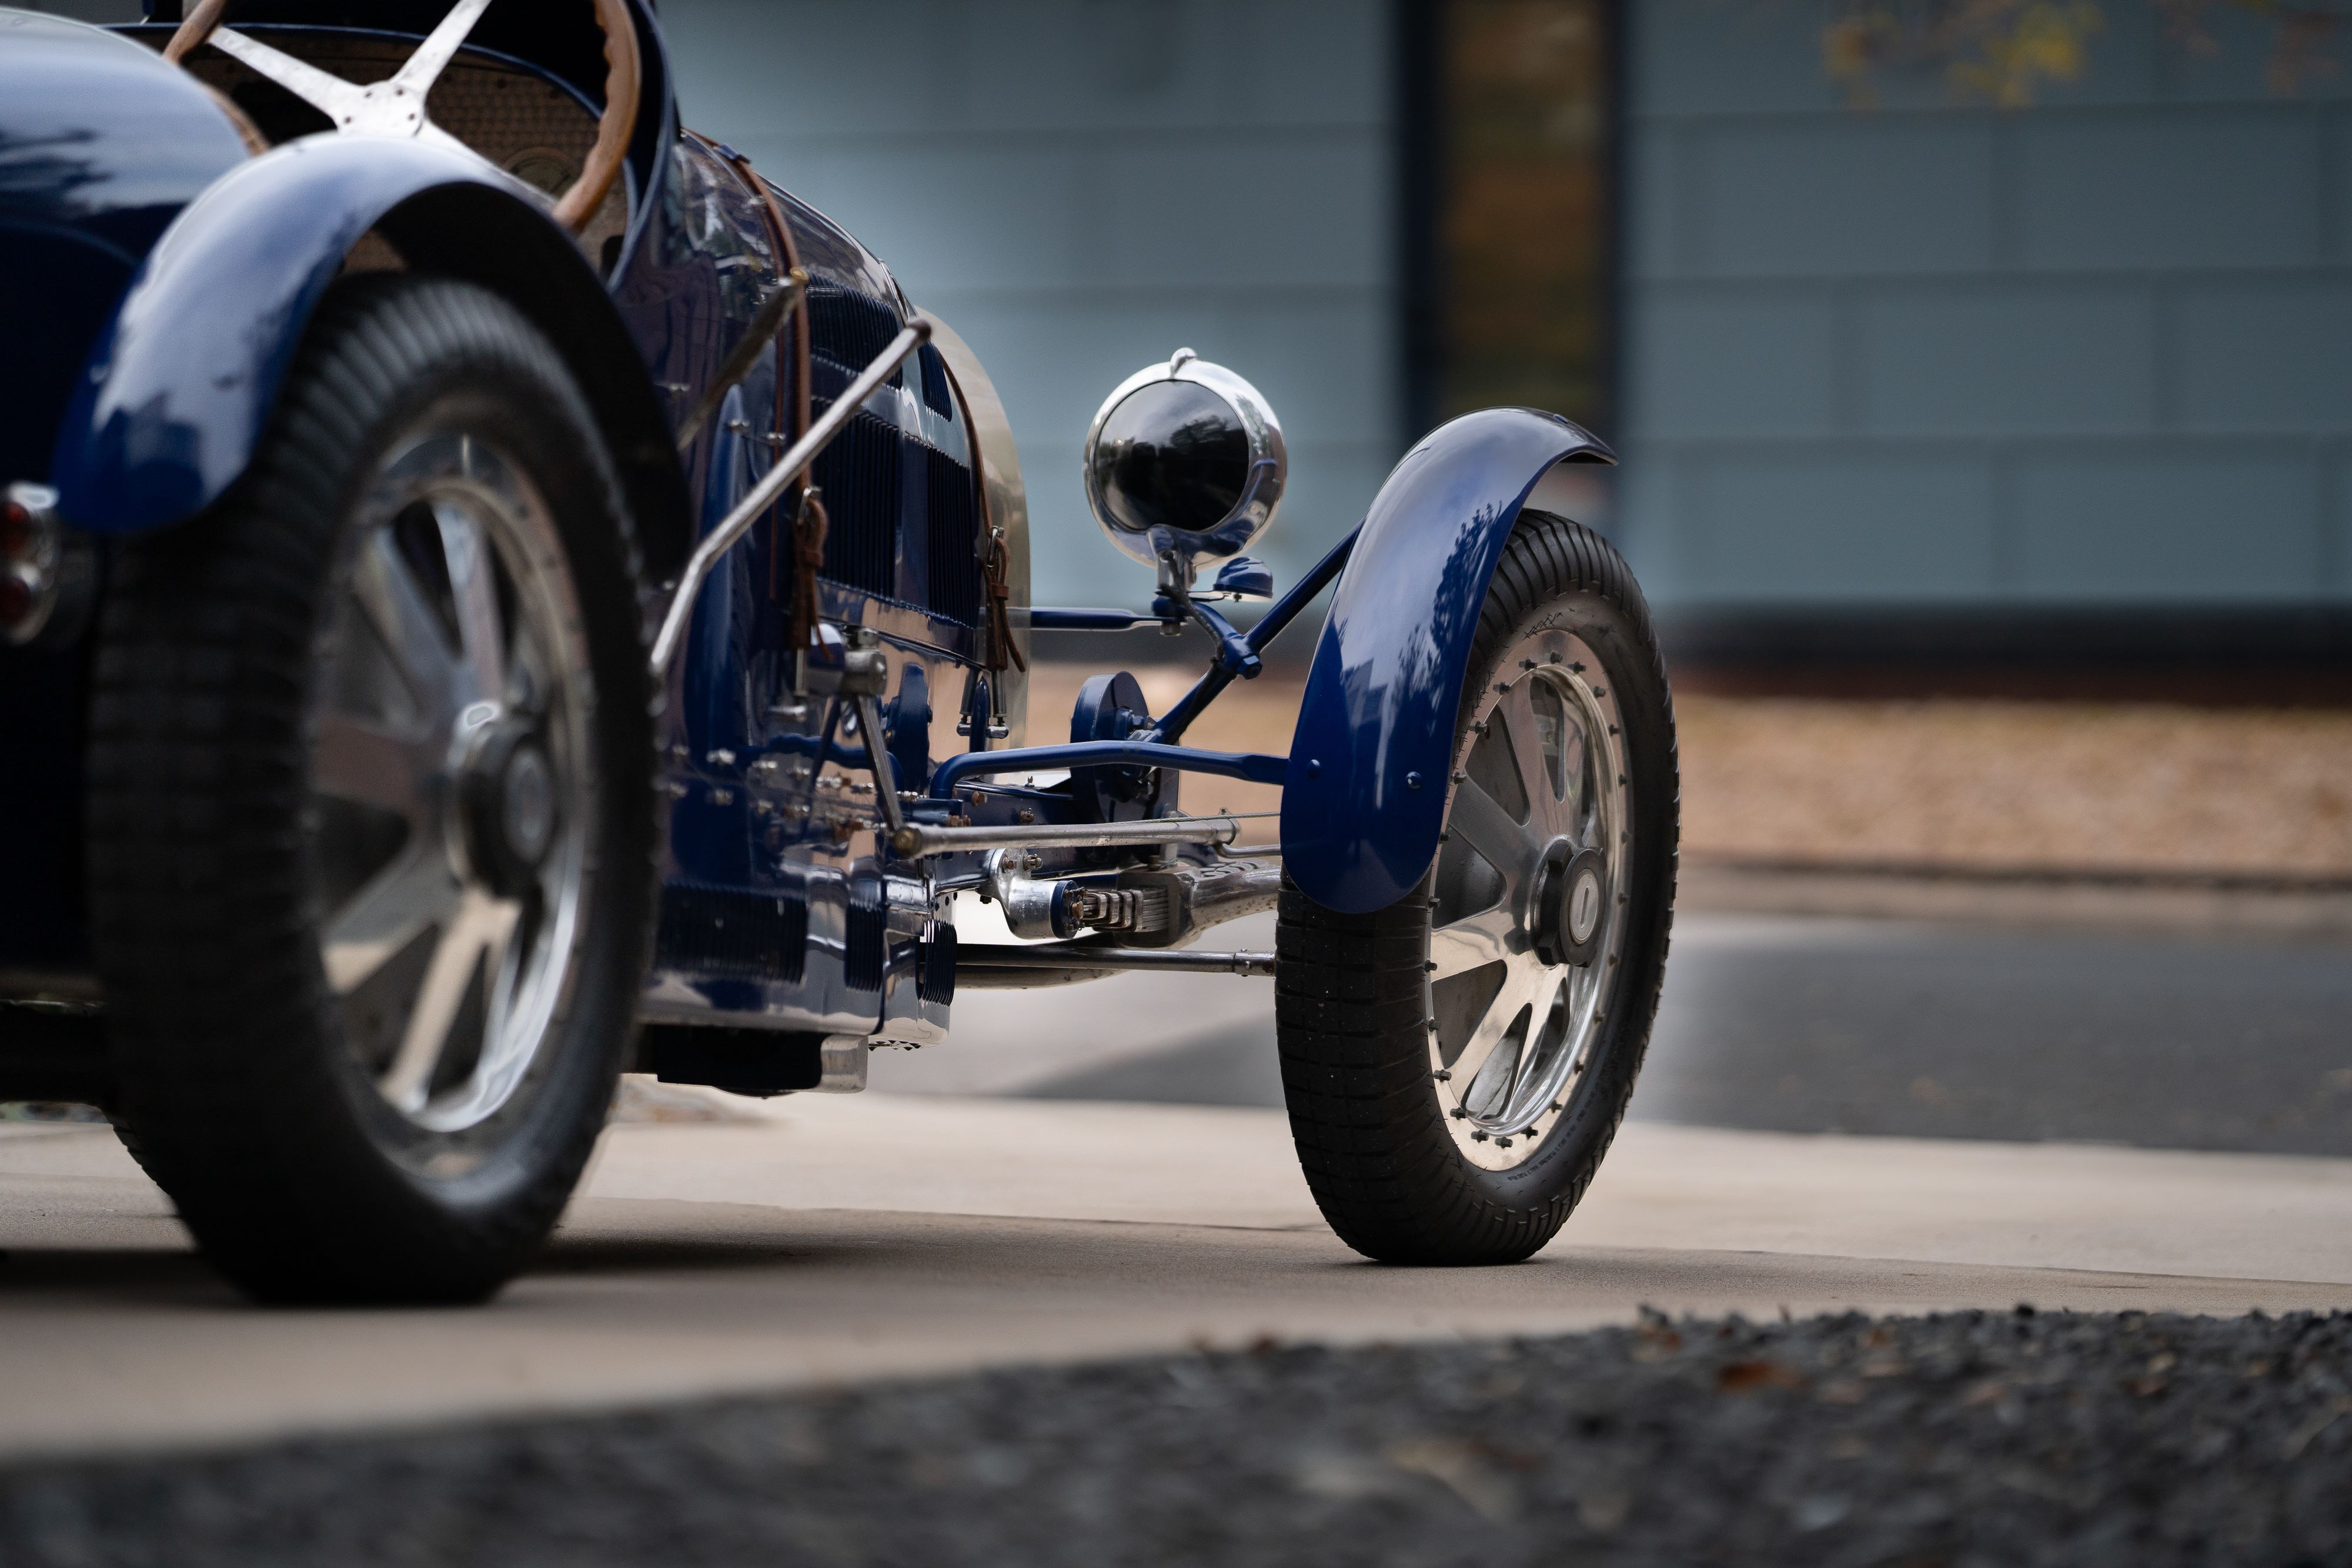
[[807, 287, 903, 377], [924, 444, 984, 627], [811, 406, 901, 600], [654, 884, 807, 983]]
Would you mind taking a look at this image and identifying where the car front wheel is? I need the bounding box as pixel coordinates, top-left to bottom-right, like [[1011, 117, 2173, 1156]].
[[87, 275, 656, 1304], [1275, 510, 1678, 1265]]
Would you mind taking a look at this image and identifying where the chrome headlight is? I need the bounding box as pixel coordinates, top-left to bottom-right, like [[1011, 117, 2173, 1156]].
[[1081, 349, 1285, 589]]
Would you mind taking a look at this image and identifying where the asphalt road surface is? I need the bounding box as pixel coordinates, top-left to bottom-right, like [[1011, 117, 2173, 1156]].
[[11, 900, 2352, 1564], [13, 1309, 2351, 1568], [888, 911, 2352, 1156]]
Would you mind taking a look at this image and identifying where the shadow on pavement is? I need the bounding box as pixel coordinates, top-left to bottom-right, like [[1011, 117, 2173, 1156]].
[[1013, 912, 2352, 1157]]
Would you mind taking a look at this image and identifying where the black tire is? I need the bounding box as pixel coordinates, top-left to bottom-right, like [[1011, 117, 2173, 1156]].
[[1275, 511, 1678, 1265], [86, 276, 657, 1305]]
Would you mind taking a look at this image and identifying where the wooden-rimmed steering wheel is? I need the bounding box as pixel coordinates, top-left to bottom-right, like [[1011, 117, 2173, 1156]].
[[163, 0, 640, 233]]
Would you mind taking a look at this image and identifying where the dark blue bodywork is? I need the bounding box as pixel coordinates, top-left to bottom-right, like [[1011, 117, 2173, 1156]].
[[0, 1, 1625, 1046], [1282, 410, 1616, 915], [0, 4, 995, 1044]]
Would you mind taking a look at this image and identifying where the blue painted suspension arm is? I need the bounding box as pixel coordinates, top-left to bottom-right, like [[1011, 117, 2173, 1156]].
[[928, 740, 1288, 799], [1148, 526, 1360, 744], [1025, 607, 1162, 630]]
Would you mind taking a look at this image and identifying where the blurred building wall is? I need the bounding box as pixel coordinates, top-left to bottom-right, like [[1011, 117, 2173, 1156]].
[[662, 0, 1400, 609], [1618, 0, 2352, 625]]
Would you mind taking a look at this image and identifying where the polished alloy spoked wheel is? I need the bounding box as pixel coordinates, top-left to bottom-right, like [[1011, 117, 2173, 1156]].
[[1274, 509, 1676, 1266], [314, 434, 596, 1140], [88, 276, 654, 1303], [1429, 628, 1628, 1169]]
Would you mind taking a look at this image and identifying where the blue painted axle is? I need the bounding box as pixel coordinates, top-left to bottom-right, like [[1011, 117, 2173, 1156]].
[[928, 740, 1288, 798]]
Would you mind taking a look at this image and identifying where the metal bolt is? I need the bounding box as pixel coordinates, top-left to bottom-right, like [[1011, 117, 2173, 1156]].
[[1449, 1106, 1467, 1119], [1520, 659, 1537, 670], [1471, 1130, 1489, 1142], [1432, 1068, 1450, 1081], [1593, 687, 1607, 697], [1405, 771, 1424, 790], [1496, 1137, 1513, 1148]]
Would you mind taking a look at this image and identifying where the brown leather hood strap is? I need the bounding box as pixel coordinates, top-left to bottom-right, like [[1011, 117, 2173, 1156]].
[[696, 135, 816, 636]]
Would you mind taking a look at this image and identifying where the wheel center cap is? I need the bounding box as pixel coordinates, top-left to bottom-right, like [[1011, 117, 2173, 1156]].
[[1531, 841, 1608, 968], [501, 744, 555, 865], [460, 721, 557, 892]]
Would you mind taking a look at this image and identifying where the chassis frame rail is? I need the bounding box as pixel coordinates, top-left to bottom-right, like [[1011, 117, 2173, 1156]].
[[956, 944, 1275, 977]]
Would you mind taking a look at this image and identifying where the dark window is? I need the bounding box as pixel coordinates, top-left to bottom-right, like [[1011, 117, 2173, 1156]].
[[1403, 0, 1618, 441]]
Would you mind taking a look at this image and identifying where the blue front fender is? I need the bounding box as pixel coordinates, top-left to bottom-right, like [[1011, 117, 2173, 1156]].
[[1280, 409, 1616, 914], [51, 135, 571, 533]]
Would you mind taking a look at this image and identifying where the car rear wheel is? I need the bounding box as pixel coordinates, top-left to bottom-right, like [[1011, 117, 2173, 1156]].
[[1274, 511, 1678, 1265], [87, 275, 656, 1304]]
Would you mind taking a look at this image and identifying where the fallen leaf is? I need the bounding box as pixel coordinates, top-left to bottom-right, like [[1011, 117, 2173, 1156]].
[[1718, 1359, 1805, 1393]]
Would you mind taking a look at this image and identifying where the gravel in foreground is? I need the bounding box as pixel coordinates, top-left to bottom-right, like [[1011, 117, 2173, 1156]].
[[7, 1309, 2352, 1567]]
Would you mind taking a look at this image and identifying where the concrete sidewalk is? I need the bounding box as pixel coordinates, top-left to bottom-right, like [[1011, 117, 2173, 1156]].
[[4, 1095, 2352, 1461]]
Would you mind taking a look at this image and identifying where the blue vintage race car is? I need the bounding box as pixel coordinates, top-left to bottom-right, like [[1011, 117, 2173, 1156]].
[[0, 0, 1679, 1302]]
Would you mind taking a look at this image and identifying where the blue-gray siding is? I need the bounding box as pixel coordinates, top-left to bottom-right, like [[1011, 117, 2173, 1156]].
[[1622, 0, 2352, 609], [662, 0, 1399, 607]]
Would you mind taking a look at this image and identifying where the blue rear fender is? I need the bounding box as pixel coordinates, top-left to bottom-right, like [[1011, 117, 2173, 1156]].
[[1279, 408, 1616, 915], [49, 133, 673, 540]]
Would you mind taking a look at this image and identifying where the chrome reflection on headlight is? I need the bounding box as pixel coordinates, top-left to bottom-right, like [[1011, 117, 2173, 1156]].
[[1081, 349, 1285, 592]]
